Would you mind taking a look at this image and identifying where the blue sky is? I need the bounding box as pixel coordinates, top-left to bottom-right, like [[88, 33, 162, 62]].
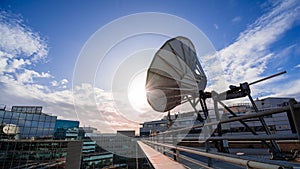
[[1, 0, 300, 133]]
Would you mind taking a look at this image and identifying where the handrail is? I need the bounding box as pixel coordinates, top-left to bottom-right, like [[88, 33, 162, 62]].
[[142, 140, 299, 169]]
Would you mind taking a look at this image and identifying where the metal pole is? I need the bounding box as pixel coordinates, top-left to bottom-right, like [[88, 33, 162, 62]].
[[248, 71, 286, 86], [247, 93, 283, 159]]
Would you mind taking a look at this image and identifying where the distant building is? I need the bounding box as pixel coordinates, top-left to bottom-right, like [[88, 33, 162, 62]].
[[140, 97, 298, 138], [254, 97, 293, 110], [0, 139, 82, 169], [79, 126, 113, 169], [0, 104, 150, 169], [140, 119, 168, 136], [139, 111, 201, 136], [0, 105, 56, 139], [0, 105, 82, 168], [89, 132, 148, 169], [223, 97, 296, 136], [117, 130, 135, 137], [79, 126, 98, 135], [54, 119, 80, 140]]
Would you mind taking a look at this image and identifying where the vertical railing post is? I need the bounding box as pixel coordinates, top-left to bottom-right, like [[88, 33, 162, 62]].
[[163, 133, 166, 155], [175, 149, 179, 162], [289, 99, 300, 140], [172, 148, 176, 161], [205, 140, 212, 167]]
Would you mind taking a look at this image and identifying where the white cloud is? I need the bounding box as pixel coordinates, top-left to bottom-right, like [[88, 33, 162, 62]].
[[0, 11, 49, 84], [6, 58, 31, 72], [266, 79, 300, 101], [295, 64, 300, 68], [219, 0, 300, 84], [61, 79, 68, 84], [50, 80, 59, 87], [214, 24, 219, 30], [0, 10, 180, 134], [1, 1, 300, 134], [232, 16, 242, 23], [16, 69, 52, 83], [50, 79, 69, 88], [0, 11, 48, 61]]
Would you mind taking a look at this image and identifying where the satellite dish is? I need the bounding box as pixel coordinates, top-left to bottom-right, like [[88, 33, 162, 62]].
[[146, 36, 207, 112], [3, 124, 20, 135]]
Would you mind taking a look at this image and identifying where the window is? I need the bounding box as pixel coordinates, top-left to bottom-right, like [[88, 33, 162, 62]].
[[44, 122, 50, 128], [33, 114, 40, 121], [30, 127, 37, 135], [50, 122, 55, 128], [51, 117, 56, 122], [26, 114, 33, 121], [10, 118, 18, 124], [36, 128, 43, 136], [23, 127, 30, 135], [45, 116, 52, 122], [12, 112, 20, 119], [39, 115, 45, 122], [4, 112, 12, 119], [19, 113, 26, 119], [31, 121, 38, 127], [25, 120, 32, 127], [38, 121, 45, 128], [36, 107, 42, 113], [17, 119, 25, 126], [26, 107, 32, 113]]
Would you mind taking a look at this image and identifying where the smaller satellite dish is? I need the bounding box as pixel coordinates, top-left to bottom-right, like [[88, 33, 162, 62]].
[[146, 36, 207, 112], [3, 124, 20, 135]]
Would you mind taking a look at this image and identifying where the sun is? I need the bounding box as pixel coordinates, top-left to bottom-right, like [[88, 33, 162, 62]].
[[127, 70, 151, 112]]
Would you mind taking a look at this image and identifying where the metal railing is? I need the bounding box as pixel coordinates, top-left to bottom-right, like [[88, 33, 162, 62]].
[[139, 101, 300, 168], [141, 140, 299, 169]]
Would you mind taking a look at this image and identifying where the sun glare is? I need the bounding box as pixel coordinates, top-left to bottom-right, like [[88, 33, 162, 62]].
[[128, 70, 150, 112]]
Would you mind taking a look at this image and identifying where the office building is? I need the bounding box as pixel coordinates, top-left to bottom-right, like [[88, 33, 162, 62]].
[[79, 127, 113, 168], [54, 119, 80, 140], [0, 105, 82, 168], [0, 106, 56, 139], [117, 130, 135, 137]]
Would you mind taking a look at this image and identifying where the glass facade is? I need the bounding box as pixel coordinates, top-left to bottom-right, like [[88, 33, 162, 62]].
[[11, 106, 43, 114], [81, 152, 113, 169], [0, 106, 118, 169], [0, 109, 56, 139], [0, 106, 83, 168], [0, 140, 69, 169], [54, 119, 80, 140]]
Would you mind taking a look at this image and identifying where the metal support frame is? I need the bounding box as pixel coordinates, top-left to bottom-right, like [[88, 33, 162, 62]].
[[217, 100, 278, 151], [163, 71, 293, 159], [199, 72, 288, 159], [187, 96, 204, 122], [247, 89, 283, 159], [210, 83, 284, 159]]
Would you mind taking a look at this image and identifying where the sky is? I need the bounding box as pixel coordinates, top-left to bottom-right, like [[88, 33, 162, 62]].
[[1, 0, 300, 133]]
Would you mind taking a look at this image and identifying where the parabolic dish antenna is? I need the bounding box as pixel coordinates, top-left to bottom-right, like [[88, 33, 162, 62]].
[[3, 124, 20, 135], [146, 36, 207, 112]]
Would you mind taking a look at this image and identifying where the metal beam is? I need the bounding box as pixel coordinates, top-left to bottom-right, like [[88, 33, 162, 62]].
[[204, 103, 300, 126]]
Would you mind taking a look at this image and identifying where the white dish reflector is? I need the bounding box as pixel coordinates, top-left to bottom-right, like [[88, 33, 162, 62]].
[[146, 36, 207, 112]]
